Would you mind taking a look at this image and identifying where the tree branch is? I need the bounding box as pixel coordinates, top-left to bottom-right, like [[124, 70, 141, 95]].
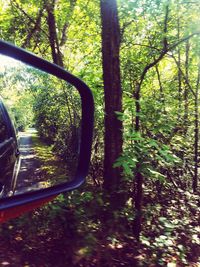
[[163, 3, 169, 50], [171, 53, 196, 97], [120, 19, 135, 43], [12, 0, 49, 39], [139, 31, 200, 88], [60, 0, 77, 46], [22, 8, 44, 48], [60, 21, 69, 46]]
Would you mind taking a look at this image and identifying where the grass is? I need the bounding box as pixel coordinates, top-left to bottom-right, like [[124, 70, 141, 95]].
[[31, 132, 67, 186]]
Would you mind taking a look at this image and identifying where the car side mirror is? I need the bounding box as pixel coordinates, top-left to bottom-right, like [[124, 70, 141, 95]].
[[0, 40, 94, 222]]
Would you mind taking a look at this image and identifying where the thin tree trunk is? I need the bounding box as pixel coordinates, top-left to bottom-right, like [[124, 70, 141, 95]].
[[184, 40, 190, 134], [135, 83, 140, 131], [177, 10, 182, 117], [155, 64, 165, 110], [132, 4, 169, 241], [193, 63, 200, 192], [132, 83, 143, 240], [132, 169, 143, 240]]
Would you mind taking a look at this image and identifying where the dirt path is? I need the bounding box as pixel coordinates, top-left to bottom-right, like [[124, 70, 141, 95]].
[[15, 129, 41, 194]]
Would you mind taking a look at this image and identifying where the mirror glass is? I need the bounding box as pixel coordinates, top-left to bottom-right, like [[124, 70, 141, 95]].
[[0, 55, 81, 199]]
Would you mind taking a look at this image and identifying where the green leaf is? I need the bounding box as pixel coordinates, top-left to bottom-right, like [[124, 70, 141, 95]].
[[147, 168, 166, 182]]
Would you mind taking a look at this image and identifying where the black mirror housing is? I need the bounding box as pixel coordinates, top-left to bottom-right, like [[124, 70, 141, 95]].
[[0, 40, 94, 221]]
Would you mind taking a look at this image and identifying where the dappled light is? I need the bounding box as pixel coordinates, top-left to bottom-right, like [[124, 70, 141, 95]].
[[1, 0, 200, 266], [14, 130, 48, 194]]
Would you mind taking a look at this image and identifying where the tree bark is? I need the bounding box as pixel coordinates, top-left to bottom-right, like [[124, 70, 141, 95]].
[[100, 0, 123, 196], [45, 0, 64, 67]]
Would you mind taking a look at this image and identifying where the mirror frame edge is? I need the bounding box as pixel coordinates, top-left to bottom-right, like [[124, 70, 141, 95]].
[[0, 40, 94, 212]]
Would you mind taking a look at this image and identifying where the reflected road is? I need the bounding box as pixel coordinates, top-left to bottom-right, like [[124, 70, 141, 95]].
[[15, 129, 44, 194]]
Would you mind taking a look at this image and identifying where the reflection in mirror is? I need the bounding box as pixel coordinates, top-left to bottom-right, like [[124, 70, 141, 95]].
[[0, 55, 81, 199]]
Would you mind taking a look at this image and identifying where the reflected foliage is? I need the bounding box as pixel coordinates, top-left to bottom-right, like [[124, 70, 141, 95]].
[[0, 58, 81, 194]]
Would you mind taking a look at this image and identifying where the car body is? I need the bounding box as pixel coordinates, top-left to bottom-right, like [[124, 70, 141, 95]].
[[0, 98, 20, 197]]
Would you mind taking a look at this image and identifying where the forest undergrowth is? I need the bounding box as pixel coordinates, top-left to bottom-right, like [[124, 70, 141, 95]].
[[0, 135, 199, 267]]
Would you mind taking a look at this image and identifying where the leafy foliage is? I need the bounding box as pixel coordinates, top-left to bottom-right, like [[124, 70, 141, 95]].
[[0, 0, 200, 266]]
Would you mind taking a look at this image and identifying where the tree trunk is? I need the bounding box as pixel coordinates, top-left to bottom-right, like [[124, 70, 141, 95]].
[[193, 63, 200, 192], [193, 94, 198, 193], [155, 64, 165, 109], [132, 4, 169, 241], [184, 40, 190, 134], [132, 83, 143, 241], [132, 169, 143, 240], [45, 0, 64, 67], [100, 0, 123, 201]]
